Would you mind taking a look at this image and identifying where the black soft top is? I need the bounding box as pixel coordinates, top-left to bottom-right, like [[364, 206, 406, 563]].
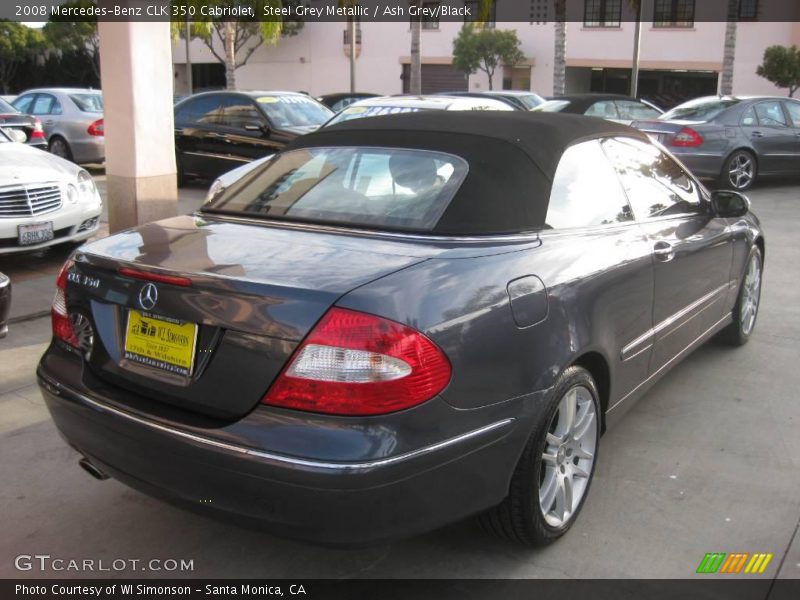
[[287, 111, 647, 235]]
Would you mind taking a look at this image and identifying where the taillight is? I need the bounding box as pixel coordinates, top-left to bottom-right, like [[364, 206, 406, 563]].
[[263, 308, 451, 416], [31, 117, 45, 139], [52, 259, 78, 347], [87, 119, 104, 136], [670, 127, 703, 147]]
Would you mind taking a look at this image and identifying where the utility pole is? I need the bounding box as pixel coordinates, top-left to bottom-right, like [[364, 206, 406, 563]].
[[349, 18, 356, 93], [184, 17, 192, 94], [631, 1, 642, 98]]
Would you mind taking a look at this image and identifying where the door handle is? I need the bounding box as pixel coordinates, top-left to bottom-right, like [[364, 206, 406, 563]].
[[44, 120, 54, 126], [653, 241, 675, 262], [751, 131, 764, 138]]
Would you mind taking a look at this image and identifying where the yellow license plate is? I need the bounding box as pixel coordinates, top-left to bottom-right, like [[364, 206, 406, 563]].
[[124, 310, 198, 376]]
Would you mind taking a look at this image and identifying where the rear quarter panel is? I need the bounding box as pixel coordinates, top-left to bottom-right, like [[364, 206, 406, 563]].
[[338, 225, 655, 416]]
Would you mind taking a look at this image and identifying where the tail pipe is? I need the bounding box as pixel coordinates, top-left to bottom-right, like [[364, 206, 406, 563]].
[[78, 457, 109, 481]]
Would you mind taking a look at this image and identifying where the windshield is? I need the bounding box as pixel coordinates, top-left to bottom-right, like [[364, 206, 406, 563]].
[[533, 100, 570, 113], [0, 98, 18, 114], [327, 104, 423, 126], [255, 95, 332, 128], [203, 146, 469, 232], [70, 93, 103, 112], [660, 98, 739, 122], [514, 94, 545, 109]]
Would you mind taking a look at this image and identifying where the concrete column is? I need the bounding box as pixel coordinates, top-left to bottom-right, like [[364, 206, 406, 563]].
[[98, 15, 177, 232]]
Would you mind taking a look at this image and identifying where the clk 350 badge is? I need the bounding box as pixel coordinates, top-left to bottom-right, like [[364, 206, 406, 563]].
[[67, 272, 100, 289]]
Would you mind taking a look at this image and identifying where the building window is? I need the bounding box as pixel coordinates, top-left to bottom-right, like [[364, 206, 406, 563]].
[[738, 0, 758, 20], [464, 0, 496, 27], [583, 0, 622, 28], [653, 0, 695, 28]]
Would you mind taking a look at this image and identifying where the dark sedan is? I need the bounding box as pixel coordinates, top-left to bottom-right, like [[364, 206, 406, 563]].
[[38, 112, 763, 546], [0, 97, 47, 150], [535, 93, 663, 125], [0, 272, 10, 338], [633, 95, 800, 190], [173, 91, 333, 184]]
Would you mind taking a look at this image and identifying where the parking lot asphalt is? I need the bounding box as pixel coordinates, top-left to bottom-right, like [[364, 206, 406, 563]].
[[0, 179, 798, 580]]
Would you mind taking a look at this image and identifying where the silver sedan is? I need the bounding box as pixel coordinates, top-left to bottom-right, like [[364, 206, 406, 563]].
[[12, 88, 104, 165]]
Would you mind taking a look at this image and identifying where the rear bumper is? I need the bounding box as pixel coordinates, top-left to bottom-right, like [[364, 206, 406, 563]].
[[37, 352, 538, 545], [69, 136, 104, 164]]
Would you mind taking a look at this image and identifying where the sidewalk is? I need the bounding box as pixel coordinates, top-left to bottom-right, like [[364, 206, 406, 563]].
[[1, 174, 207, 324]]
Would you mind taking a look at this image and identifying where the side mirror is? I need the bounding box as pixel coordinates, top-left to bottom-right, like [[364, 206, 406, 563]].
[[244, 121, 269, 136], [711, 190, 750, 218]]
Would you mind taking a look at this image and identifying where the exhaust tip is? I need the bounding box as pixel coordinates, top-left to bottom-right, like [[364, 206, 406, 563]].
[[79, 457, 109, 481]]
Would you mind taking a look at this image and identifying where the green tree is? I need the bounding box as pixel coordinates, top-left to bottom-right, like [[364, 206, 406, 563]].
[[43, 1, 100, 82], [452, 24, 524, 91], [171, 0, 303, 90], [756, 45, 800, 97], [0, 21, 45, 94]]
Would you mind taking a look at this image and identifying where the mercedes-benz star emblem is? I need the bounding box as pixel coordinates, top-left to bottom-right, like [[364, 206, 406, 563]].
[[138, 283, 158, 311]]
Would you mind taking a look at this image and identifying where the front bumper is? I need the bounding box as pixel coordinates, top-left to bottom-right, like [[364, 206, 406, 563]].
[[37, 346, 539, 545], [0, 203, 102, 255]]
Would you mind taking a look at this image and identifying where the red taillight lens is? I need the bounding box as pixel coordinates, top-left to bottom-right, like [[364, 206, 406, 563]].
[[87, 119, 104, 136], [263, 308, 451, 416], [52, 259, 78, 347], [670, 127, 703, 147], [118, 267, 192, 287], [31, 117, 45, 139]]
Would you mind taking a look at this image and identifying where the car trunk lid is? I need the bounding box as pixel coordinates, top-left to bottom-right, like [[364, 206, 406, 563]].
[[69, 215, 435, 420]]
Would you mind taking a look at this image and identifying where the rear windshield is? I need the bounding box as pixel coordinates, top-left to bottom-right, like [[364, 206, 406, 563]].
[[0, 98, 18, 113], [512, 94, 545, 109], [203, 146, 469, 232], [660, 98, 739, 122], [70, 94, 103, 112], [254, 95, 332, 128], [533, 100, 570, 113], [327, 105, 422, 125]]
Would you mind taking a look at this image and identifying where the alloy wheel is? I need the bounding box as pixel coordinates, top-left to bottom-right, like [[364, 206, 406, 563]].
[[539, 385, 597, 528], [728, 153, 754, 190], [740, 253, 761, 336]]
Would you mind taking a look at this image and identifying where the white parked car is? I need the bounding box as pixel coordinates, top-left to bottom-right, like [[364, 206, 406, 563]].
[[0, 128, 102, 254]]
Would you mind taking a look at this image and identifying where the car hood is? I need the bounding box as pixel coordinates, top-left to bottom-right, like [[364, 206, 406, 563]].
[[0, 142, 80, 184]]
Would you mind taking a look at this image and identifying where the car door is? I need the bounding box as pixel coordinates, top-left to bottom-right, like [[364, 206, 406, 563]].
[[215, 95, 283, 164], [541, 138, 655, 402], [603, 137, 733, 375], [781, 99, 800, 168], [741, 100, 796, 173], [28, 93, 62, 138], [174, 94, 223, 178]]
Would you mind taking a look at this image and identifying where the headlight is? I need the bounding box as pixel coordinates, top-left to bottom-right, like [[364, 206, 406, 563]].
[[76, 169, 98, 202], [205, 178, 225, 205]]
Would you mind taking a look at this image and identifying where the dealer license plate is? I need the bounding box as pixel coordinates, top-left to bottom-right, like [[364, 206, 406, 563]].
[[124, 310, 198, 376], [18, 222, 54, 246]]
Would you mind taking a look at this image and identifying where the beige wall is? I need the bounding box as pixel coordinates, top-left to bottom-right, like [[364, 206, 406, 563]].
[[173, 19, 800, 98]]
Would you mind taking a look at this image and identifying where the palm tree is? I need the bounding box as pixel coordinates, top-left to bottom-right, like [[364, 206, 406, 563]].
[[553, 0, 567, 96], [720, 0, 739, 95], [409, 0, 422, 94]]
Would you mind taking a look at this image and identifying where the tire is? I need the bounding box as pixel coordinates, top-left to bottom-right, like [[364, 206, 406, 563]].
[[718, 245, 763, 346], [49, 136, 73, 162], [478, 365, 601, 546], [720, 149, 757, 191]]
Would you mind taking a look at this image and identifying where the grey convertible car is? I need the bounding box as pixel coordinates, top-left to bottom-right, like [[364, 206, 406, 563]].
[[634, 95, 800, 191], [37, 112, 764, 546]]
